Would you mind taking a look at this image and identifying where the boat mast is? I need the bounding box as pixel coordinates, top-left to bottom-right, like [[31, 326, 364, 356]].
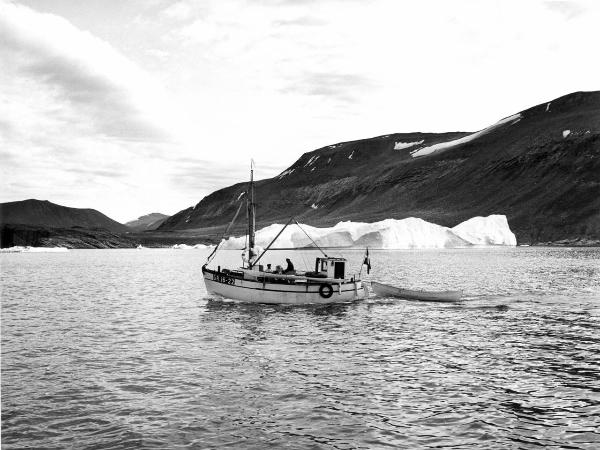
[[247, 160, 256, 268]]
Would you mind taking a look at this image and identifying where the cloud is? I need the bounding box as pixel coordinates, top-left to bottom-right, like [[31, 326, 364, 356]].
[[281, 72, 373, 103], [169, 158, 285, 195], [544, 0, 586, 19], [0, 1, 174, 142], [163, 1, 194, 20], [273, 16, 326, 27]]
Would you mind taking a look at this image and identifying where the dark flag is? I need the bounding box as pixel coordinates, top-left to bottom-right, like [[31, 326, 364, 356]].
[[363, 248, 371, 274]]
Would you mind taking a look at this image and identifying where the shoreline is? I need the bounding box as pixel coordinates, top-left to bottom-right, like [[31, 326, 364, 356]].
[[2, 224, 599, 250]]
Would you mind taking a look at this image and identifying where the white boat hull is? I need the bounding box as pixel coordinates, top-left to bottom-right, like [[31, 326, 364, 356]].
[[203, 270, 365, 304]]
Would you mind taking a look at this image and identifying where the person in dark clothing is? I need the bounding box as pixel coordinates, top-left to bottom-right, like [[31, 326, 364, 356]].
[[283, 258, 295, 274]]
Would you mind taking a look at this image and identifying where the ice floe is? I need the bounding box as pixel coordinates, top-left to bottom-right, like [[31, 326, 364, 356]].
[[219, 214, 516, 250], [0, 246, 69, 253], [563, 129, 571, 138], [171, 243, 212, 250], [411, 113, 522, 158], [394, 140, 424, 150]]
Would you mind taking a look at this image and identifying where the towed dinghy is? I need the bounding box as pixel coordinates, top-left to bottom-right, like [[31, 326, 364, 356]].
[[370, 281, 462, 302]]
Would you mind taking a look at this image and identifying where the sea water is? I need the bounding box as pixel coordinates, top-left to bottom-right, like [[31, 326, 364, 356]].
[[1, 247, 599, 448]]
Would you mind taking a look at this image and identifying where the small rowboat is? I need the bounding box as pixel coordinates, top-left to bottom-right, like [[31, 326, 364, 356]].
[[370, 281, 462, 302]]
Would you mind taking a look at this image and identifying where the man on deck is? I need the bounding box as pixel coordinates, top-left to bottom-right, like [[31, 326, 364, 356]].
[[283, 258, 295, 274]]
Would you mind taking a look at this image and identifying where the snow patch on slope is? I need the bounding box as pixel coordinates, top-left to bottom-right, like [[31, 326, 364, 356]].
[[394, 140, 424, 150], [304, 155, 319, 167], [411, 113, 522, 158], [278, 168, 295, 179], [219, 215, 516, 250]]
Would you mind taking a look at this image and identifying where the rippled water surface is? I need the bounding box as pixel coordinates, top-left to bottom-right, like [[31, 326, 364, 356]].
[[2, 247, 599, 449]]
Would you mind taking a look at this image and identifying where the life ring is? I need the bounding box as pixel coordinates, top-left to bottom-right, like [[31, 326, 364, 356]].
[[319, 283, 334, 298]]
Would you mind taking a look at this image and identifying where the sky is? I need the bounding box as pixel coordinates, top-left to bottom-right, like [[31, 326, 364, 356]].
[[1, 0, 599, 223]]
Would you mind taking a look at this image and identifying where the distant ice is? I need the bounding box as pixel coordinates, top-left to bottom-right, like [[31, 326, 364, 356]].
[[172, 243, 212, 250], [219, 214, 516, 250], [1, 246, 69, 253], [411, 113, 522, 158], [311, 203, 318, 209], [394, 140, 424, 150], [545, 102, 551, 112], [348, 151, 354, 160], [563, 129, 571, 138]]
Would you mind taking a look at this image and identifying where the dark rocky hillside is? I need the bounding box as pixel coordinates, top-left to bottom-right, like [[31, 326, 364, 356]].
[[0, 224, 138, 249], [125, 213, 169, 231], [160, 91, 600, 245], [0, 199, 128, 233]]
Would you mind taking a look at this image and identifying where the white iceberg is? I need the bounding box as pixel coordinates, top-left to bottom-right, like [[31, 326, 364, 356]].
[[451, 215, 517, 246], [0, 246, 69, 253], [219, 214, 516, 250]]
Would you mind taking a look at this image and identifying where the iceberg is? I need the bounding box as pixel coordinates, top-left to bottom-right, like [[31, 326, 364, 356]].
[[0, 246, 69, 253], [451, 215, 517, 246], [219, 214, 517, 250]]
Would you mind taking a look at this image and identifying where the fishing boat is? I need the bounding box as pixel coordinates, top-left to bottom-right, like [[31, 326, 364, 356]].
[[370, 281, 462, 302], [201, 163, 367, 304]]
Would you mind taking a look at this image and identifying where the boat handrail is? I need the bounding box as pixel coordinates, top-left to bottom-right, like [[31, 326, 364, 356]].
[[248, 271, 355, 284]]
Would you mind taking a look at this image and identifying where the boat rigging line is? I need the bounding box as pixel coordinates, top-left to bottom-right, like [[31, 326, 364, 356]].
[[250, 216, 294, 268], [205, 199, 245, 265], [293, 219, 328, 257]]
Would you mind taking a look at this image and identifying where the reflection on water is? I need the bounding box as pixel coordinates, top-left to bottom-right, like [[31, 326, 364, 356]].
[[1, 247, 599, 448]]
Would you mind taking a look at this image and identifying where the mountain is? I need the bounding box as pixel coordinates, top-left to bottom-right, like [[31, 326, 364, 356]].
[[160, 91, 599, 244], [125, 213, 169, 231], [0, 224, 138, 249], [0, 199, 128, 233]]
